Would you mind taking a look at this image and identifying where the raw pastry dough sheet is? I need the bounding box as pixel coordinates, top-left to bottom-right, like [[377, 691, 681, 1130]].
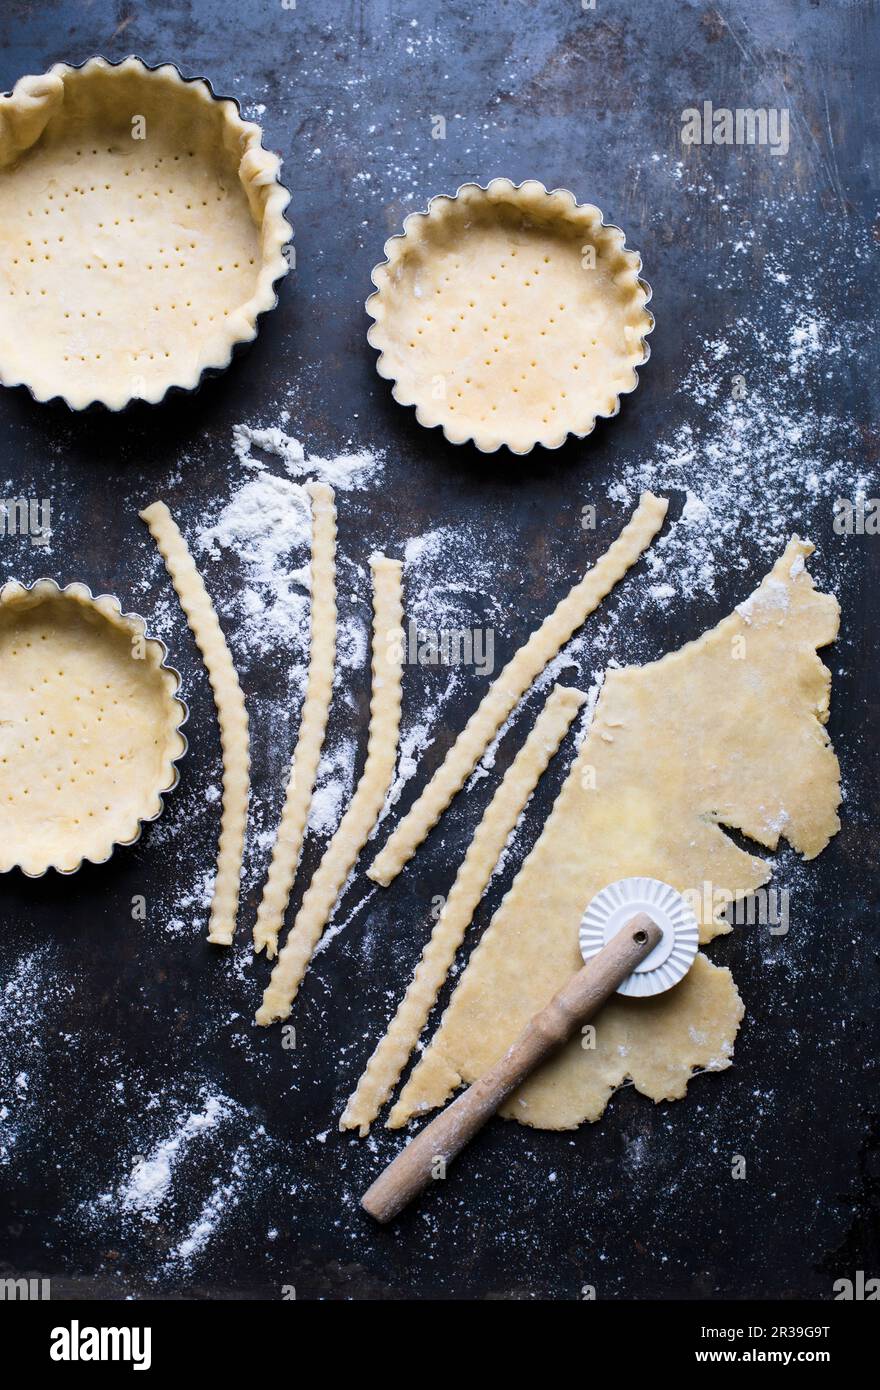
[[141, 501, 251, 947], [369, 491, 668, 887], [254, 482, 337, 958], [391, 538, 840, 1131], [257, 554, 404, 1024], [341, 682, 586, 1135]]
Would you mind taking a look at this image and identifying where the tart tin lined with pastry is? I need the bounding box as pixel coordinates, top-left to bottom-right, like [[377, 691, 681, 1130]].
[[367, 178, 653, 454], [0, 55, 292, 410], [0, 579, 188, 876]]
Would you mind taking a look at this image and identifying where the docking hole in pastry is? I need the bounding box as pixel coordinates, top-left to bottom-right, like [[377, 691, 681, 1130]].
[[0, 56, 292, 409], [367, 179, 653, 454], [0, 579, 187, 877]]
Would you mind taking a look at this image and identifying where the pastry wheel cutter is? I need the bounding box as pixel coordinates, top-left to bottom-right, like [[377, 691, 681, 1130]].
[[362, 876, 699, 1223]]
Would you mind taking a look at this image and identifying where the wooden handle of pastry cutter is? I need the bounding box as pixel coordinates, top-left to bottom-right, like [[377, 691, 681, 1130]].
[[361, 912, 662, 1223]]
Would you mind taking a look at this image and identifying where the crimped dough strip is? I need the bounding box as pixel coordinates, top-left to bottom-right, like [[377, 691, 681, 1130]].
[[341, 682, 586, 1135], [254, 483, 337, 957], [368, 491, 667, 887], [140, 501, 250, 946], [257, 554, 404, 1024]]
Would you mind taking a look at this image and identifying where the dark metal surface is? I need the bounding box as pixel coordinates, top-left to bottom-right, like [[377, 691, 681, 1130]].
[[0, 0, 878, 1301]]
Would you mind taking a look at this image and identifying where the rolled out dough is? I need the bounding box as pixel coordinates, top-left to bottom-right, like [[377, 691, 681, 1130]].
[[390, 537, 841, 1130]]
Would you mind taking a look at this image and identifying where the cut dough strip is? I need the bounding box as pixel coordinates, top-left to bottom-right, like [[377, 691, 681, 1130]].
[[253, 483, 337, 958], [256, 554, 404, 1024], [341, 682, 586, 1136], [368, 491, 668, 887], [141, 501, 250, 947]]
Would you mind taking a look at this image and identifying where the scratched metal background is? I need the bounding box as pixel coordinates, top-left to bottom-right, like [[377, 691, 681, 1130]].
[[0, 0, 878, 1300]]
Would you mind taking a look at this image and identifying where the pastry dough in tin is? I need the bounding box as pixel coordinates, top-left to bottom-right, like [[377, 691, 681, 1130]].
[[0, 56, 291, 409], [0, 579, 186, 876], [367, 179, 652, 454]]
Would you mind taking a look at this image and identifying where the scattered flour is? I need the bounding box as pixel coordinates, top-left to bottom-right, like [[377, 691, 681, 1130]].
[[109, 1092, 234, 1222], [601, 234, 873, 623], [193, 425, 382, 667], [233, 423, 382, 491], [164, 1143, 256, 1270], [196, 472, 312, 661], [376, 715, 443, 827], [0, 946, 72, 1167], [308, 735, 359, 836], [79, 1086, 264, 1275]]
